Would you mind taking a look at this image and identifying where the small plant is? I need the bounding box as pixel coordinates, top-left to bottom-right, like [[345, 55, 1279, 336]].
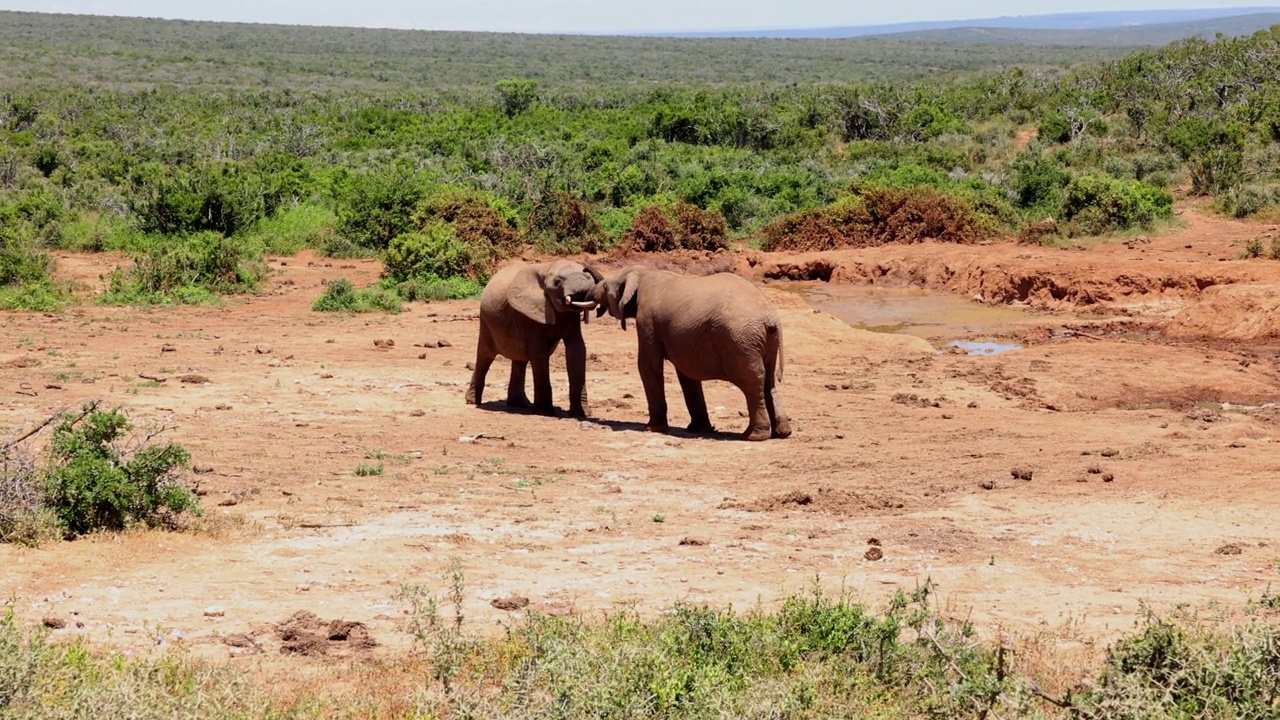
[[398, 556, 474, 694], [39, 403, 199, 537], [652, 512, 666, 523], [1240, 237, 1265, 259], [312, 277, 402, 313], [354, 462, 384, 477]]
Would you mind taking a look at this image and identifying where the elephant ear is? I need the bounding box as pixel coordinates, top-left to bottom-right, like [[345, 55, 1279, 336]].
[[509, 267, 555, 325]]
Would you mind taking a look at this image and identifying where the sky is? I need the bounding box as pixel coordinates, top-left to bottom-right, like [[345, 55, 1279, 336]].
[[0, 0, 1273, 34]]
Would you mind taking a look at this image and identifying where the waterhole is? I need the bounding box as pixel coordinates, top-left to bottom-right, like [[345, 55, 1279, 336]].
[[778, 282, 1068, 355]]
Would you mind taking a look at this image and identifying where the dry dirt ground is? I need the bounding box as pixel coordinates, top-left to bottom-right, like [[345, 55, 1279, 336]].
[[2, 200, 1278, 665]]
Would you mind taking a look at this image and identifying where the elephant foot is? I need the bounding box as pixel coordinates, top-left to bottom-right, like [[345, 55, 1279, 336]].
[[645, 422, 670, 434], [772, 419, 793, 439], [686, 421, 716, 434], [568, 405, 588, 419], [464, 387, 478, 405], [505, 396, 531, 409], [533, 405, 557, 418], [742, 427, 771, 442]]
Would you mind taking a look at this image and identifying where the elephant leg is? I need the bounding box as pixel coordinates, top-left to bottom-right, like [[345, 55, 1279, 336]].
[[505, 361, 530, 408], [765, 353, 791, 439], [530, 353, 556, 417], [676, 370, 714, 434], [638, 346, 668, 433], [735, 356, 771, 442], [563, 332, 589, 418], [465, 320, 497, 406]]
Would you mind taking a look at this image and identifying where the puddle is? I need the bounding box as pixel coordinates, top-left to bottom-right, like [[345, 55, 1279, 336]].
[[777, 281, 1068, 352], [948, 340, 1023, 356]]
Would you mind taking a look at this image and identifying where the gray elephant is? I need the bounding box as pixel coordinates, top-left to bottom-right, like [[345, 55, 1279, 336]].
[[594, 266, 791, 441], [465, 260, 602, 417]]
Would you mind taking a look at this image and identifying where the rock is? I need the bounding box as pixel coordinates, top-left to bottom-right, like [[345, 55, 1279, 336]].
[[160, 344, 177, 352], [864, 547, 884, 561], [490, 595, 530, 611], [409, 409, 426, 417], [373, 339, 395, 349], [42, 617, 66, 629], [192, 463, 214, 474], [203, 606, 225, 618], [1010, 466, 1034, 481], [179, 374, 210, 384], [678, 537, 708, 546], [222, 633, 256, 648]]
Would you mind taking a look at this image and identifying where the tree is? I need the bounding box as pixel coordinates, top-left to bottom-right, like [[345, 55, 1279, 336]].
[[495, 77, 539, 118]]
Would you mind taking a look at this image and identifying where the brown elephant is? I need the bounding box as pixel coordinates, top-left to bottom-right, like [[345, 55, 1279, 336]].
[[594, 266, 791, 441], [465, 260, 603, 417]]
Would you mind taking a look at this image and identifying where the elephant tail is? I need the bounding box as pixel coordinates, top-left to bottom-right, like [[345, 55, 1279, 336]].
[[772, 323, 785, 384]]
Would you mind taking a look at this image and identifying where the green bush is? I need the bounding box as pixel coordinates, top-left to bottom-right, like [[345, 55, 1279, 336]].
[[384, 224, 480, 283], [1059, 174, 1173, 236], [0, 280, 71, 311], [1010, 153, 1071, 211], [311, 277, 403, 313], [240, 202, 337, 256], [389, 274, 484, 301], [1215, 184, 1280, 219], [334, 168, 428, 251], [130, 162, 270, 236], [41, 405, 198, 538], [1163, 118, 1245, 195], [102, 232, 268, 304], [0, 238, 54, 288], [496, 77, 540, 117]]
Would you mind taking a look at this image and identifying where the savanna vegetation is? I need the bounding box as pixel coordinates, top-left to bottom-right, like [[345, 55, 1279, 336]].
[[2, 570, 1278, 719], [2, 14, 1280, 310]]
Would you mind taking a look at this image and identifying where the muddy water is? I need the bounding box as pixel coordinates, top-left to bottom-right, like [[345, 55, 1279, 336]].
[[776, 281, 1068, 354]]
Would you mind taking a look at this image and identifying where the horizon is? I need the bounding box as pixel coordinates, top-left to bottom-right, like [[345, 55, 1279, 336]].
[[0, 1, 1278, 35]]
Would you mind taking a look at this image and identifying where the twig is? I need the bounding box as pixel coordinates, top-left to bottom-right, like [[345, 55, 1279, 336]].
[[2, 401, 99, 454], [299, 522, 356, 528], [138, 373, 168, 383], [1027, 683, 1074, 709]]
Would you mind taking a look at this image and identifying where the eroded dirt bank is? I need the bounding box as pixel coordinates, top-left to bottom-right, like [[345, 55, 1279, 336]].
[[0, 202, 1277, 667]]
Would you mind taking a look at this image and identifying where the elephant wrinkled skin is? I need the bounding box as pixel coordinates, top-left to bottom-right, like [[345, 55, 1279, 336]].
[[465, 260, 602, 417], [595, 266, 792, 441]]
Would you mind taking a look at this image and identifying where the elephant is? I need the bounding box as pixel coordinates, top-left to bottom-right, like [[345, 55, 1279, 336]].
[[594, 266, 791, 441], [465, 259, 603, 417]]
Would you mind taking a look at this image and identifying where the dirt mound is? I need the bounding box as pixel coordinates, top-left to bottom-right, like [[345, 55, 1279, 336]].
[[274, 611, 378, 656], [722, 485, 908, 515], [1165, 284, 1280, 341]]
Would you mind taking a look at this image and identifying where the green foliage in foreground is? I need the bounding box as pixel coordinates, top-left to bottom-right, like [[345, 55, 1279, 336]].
[[1, 404, 198, 543], [2, 578, 1278, 719], [41, 406, 197, 538]]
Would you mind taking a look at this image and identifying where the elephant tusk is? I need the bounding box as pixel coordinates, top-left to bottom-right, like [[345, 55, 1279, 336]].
[[569, 300, 597, 309]]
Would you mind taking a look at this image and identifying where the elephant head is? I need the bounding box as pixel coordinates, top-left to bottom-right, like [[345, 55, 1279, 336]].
[[594, 265, 645, 330], [510, 260, 603, 325]]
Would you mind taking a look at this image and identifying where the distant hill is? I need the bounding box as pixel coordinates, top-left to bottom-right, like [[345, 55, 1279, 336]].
[[0, 10, 1137, 91], [658, 7, 1280, 39], [875, 12, 1280, 46]]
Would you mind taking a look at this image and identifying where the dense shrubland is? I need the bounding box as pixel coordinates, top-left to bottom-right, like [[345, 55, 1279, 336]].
[[1, 20, 1279, 307]]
